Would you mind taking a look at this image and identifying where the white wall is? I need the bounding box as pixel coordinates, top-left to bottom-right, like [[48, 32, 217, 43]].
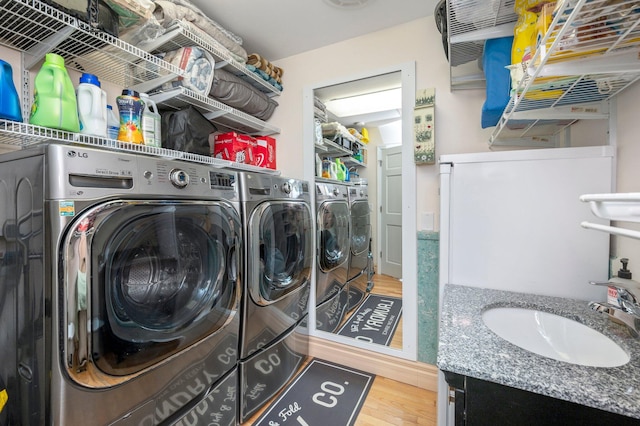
[[271, 16, 493, 232], [612, 82, 640, 267]]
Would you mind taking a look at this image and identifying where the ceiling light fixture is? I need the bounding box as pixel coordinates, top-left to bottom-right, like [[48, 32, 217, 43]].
[[322, 0, 375, 9], [324, 88, 401, 117]]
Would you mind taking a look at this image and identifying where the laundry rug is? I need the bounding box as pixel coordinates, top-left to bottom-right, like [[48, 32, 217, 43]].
[[253, 359, 374, 426], [337, 294, 402, 345]]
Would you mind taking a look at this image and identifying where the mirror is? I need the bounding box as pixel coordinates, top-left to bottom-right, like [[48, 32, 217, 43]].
[[303, 63, 417, 360]]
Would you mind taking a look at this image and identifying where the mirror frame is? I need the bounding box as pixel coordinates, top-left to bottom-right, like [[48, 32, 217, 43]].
[[302, 61, 417, 361]]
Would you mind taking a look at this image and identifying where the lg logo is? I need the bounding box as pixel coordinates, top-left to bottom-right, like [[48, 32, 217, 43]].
[[67, 151, 88, 158]]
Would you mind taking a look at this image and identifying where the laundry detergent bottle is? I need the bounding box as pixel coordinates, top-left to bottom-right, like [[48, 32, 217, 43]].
[[77, 73, 107, 137], [0, 59, 23, 122], [106, 105, 119, 140], [29, 53, 79, 132], [116, 89, 144, 144], [139, 92, 161, 147]]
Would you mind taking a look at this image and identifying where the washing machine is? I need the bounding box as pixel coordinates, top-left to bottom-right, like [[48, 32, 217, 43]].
[[237, 172, 313, 422], [315, 181, 351, 332], [0, 144, 241, 426], [346, 183, 373, 312]]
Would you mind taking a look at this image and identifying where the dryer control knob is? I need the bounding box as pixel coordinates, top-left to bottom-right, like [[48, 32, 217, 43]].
[[281, 181, 292, 194], [169, 169, 190, 188], [332, 187, 340, 196]]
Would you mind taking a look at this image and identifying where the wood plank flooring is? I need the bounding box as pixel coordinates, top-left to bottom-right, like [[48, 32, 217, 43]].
[[244, 273, 437, 425]]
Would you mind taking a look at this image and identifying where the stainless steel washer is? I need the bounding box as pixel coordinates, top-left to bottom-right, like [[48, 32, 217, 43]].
[[314, 181, 350, 332], [0, 144, 241, 425], [237, 172, 313, 422], [346, 183, 373, 312]]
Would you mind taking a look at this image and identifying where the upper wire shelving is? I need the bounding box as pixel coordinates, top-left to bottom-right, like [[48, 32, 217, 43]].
[[489, 0, 640, 146], [0, 0, 280, 165], [446, 0, 640, 147]]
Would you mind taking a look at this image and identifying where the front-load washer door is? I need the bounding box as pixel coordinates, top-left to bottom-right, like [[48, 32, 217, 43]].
[[315, 200, 350, 305], [247, 200, 313, 306], [350, 200, 371, 257], [62, 200, 241, 381], [317, 200, 350, 272]]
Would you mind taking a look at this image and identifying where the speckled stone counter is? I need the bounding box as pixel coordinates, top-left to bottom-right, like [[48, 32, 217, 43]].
[[437, 284, 640, 419]]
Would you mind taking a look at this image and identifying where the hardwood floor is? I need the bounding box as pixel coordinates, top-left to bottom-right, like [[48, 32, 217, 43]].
[[242, 357, 438, 425], [355, 375, 437, 425]]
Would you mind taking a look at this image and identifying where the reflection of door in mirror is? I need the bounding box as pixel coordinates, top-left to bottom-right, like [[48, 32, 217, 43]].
[[312, 71, 404, 350]]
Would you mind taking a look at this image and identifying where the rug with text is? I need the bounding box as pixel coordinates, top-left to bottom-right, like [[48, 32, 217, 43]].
[[253, 359, 374, 426], [337, 294, 402, 346]]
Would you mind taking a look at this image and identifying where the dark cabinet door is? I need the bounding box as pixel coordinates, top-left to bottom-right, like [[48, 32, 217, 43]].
[[443, 371, 640, 426]]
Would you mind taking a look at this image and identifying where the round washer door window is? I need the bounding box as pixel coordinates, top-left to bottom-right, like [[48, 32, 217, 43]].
[[108, 215, 225, 332], [317, 200, 350, 272], [248, 201, 313, 305], [350, 200, 370, 256], [63, 201, 241, 377]]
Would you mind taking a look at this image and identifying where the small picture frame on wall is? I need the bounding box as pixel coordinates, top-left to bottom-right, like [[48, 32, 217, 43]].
[[414, 88, 435, 165]]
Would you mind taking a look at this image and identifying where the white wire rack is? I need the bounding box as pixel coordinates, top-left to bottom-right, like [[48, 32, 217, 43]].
[[0, 0, 183, 89], [0, 0, 281, 167], [149, 87, 280, 136], [446, 0, 640, 146], [0, 120, 280, 175], [139, 21, 281, 97], [581, 192, 640, 240], [489, 0, 640, 146], [447, 0, 518, 89]]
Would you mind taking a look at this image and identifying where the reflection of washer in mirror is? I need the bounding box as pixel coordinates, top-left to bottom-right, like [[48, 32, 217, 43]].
[[321, 208, 342, 264], [315, 181, 350, 332]]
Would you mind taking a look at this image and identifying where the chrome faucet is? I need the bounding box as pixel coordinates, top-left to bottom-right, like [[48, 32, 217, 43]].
[[589, 258, 640, 337]]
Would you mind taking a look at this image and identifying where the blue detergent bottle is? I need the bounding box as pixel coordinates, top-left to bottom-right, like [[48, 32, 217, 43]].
[[0, 59, 23, 122]]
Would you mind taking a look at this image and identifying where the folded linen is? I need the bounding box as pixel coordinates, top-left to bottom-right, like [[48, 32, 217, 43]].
[[209, 68, 279, 121], [154, 0, 248, 62]]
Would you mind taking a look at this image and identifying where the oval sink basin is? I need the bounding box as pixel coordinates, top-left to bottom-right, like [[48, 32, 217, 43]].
[[482, 307, 629, 367]]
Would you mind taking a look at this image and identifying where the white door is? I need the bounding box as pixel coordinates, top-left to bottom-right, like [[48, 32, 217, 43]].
[[379, 145, 402, 278]]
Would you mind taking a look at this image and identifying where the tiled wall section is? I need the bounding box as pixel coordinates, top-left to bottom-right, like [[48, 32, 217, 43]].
[[417, 231, 439, 365]]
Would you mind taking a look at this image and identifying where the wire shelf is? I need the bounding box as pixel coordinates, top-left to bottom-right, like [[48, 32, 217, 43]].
[[489, 0, 640, 145], [139, 21, 281, 97], [446, 0, 640, 145], [0, 0, 280, 158], [0, 120, 280, 174], [149, 87, 280, 136], [0, 0, 183, 88]]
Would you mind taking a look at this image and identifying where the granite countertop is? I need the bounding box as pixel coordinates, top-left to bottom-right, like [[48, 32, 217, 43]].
[[437, 284, 640, 419]]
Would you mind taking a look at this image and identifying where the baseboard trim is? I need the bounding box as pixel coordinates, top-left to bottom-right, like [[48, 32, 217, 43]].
[[308, 336, 438, 392]]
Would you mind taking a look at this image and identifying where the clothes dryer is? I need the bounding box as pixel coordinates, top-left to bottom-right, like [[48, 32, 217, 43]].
[[315, 181, 350, 332], [346, 183, 373, 312], [237, 172, 313, 422], [0, 144, 241, 426]]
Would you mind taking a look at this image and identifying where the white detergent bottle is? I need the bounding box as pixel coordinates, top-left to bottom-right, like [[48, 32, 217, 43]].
[[77, 73, 107, 137], [106, 104, 119, 141], [139, 92, 161, 147]]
